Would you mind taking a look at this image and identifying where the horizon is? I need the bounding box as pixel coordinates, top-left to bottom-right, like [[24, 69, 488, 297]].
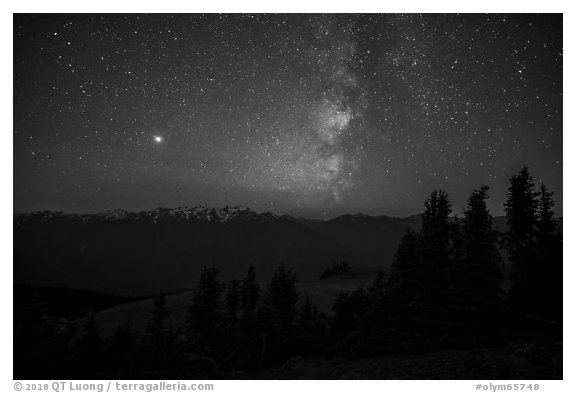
[[12, 198, 564, 221], [13, 165, 563, 219]]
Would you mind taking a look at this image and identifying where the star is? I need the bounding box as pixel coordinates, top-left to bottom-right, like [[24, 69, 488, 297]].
[[13, 14, 562, 219]]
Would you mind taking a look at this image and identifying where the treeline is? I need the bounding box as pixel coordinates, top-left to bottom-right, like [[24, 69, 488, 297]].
[[13, 167, 562, 379], [334, 167, 562, 357], [14, 263, 330, 379], [320, 261, 352, 279]]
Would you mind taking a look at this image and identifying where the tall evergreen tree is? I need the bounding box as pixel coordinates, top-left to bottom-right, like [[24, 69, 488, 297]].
[[221, 279, 241, 355], [294, 296, 327, 354], [533, 183, 563, 320], [505, 167, 542, 314], [240, 265, 260, 317], [505, 167, 540, 246], [385, 190, 452, 331], [386, 229, 421, 322], [422, 189, 452, 242], [257, 263, 300, 362], [234, 266, 264, 368], [144, 292, 174, 371], [186, 264, 225, 358], [537, 183, 557, 236], [451, 186, 502, 323], [225, 279, 240, 327], [331, 288, 368, 337], [265, 263, 299, 337], [149, 292, 169, 336], [366, 271, 386, 308], [419, 189, 453, 321]]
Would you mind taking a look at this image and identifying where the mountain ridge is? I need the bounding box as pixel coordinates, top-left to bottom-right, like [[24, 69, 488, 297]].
[[14, 205, 544, 298], [13, 205, 415, 226], [13, 206, 421, 297]]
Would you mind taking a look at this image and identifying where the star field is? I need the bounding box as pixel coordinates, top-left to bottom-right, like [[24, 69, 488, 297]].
[[14, 14, 562, 218]]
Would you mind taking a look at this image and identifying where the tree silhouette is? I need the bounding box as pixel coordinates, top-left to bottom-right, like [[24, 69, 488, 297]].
[[222, 278, 240, 353], [505, 167, 563, 321], [294, 297, 328, 354], [265, 263, 299, 337], [366, 271, 386, 309], [234, 265, 264, 368], [419, 189, 453, 326], [451, 186, 502, 325], [533, 183, 562, 320], [149, 292, 169, 336], [505, 167, 540, 243], [186, 264, 225, 358], [226, 279, 240, 327], [143, 292, 176, 373], [261, 263, 299, 361], [505, 167, 542, 315], [538, 183, 557, 235], [240, 265, 260, 316], [386, 229, 421, 323]]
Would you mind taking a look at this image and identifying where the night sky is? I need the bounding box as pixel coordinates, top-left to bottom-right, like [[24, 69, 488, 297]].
[[13, 14, 562, 218]]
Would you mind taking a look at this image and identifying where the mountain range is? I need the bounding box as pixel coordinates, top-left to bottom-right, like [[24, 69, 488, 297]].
[[14, 206, 428, 296]]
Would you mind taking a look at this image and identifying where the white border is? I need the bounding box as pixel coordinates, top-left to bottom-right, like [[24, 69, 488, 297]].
[[4, 1, 572, 391]]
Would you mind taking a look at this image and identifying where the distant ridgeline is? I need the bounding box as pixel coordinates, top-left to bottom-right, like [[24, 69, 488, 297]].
[[13, 206, 422, 296]]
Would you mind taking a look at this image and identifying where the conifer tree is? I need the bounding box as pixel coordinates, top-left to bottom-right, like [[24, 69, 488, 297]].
[[186, 264, 225, 357], [419, 189, 453, 319], [226, 279, 240, 327], [422, 189, 452, 238], [144, 292, 173, 371], [256, 263, 300, 362], [386, 229, 420, 322], [265, 263, 299, 337], [240, 265, 260, 317], [451, 186, 502, 323], [234, 265, 263, 368], [534, 183, 562, 320], [221, 279, 240, 354], [366, 271, 386, 307], [295, 297, 327, 354], [149, 292, 169, 337], [505, 167, 541, 314], [538, 183, 557, 236], [505, 167, 540, 243], [331, 287, 368, 337]]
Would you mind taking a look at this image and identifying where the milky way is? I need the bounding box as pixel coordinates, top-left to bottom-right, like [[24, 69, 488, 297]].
[[14, 14, 562, 217]]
